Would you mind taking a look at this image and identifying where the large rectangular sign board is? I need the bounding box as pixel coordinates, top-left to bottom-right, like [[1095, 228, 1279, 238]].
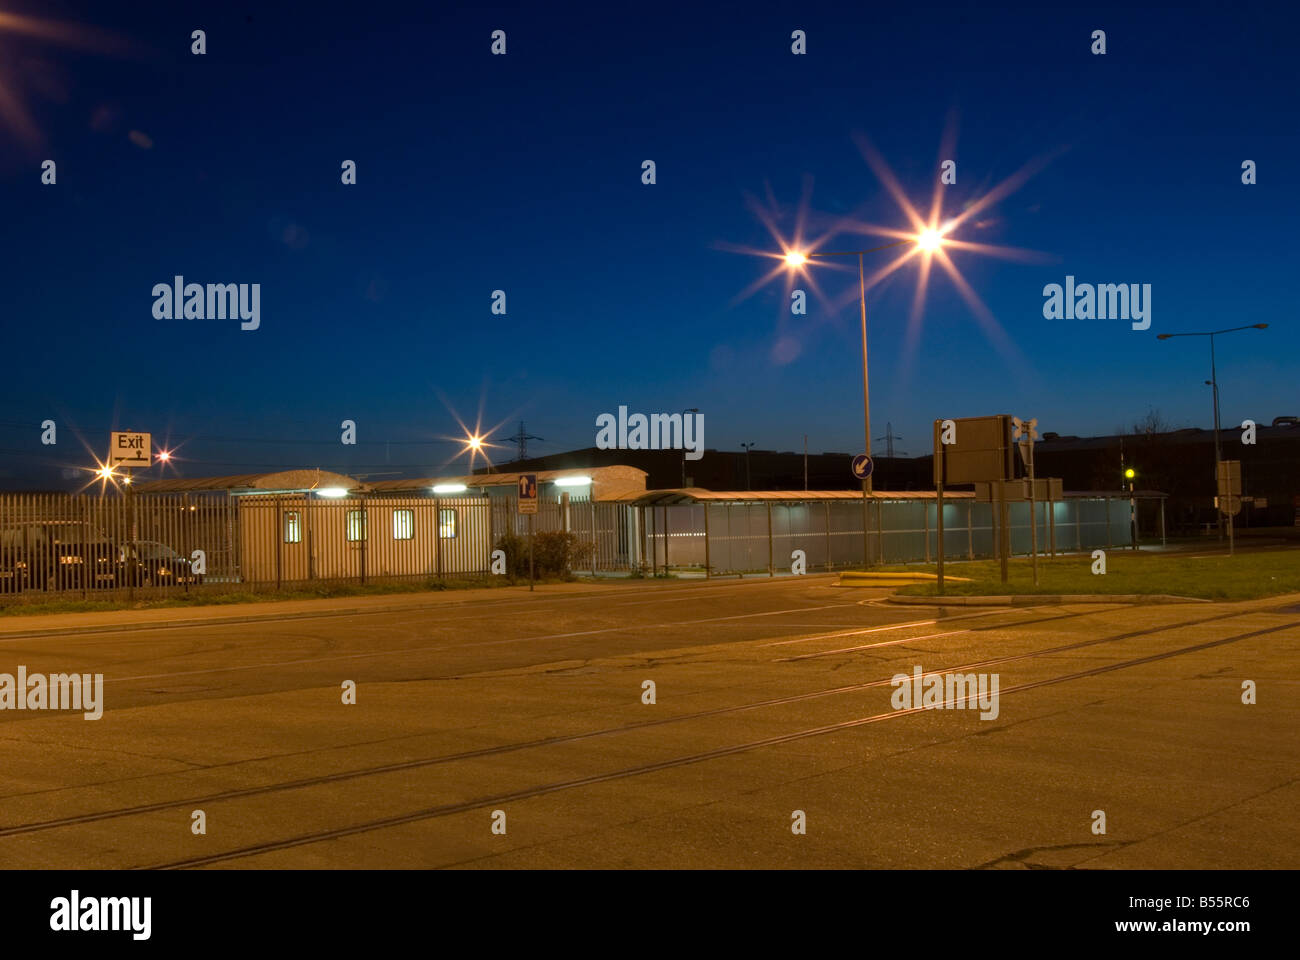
[[934, 415, 1014, 486], [976, 477, 1062, 502]]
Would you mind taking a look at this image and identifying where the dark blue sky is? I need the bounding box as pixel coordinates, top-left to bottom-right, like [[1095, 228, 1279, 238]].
[[3, 0, 1296, 487]]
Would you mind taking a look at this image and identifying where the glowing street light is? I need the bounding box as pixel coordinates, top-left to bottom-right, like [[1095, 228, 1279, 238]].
[[780, 230, 947, 565], [916, 227, 945, 251]]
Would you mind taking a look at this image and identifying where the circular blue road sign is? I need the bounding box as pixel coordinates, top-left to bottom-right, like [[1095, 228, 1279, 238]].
[[851, 454, 874, 480]]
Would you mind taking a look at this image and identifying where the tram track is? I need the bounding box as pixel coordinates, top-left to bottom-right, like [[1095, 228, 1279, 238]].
[[0, 605, 1280, 850]]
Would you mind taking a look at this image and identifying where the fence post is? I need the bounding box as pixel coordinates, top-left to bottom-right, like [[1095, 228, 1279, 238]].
[[925, 498, 932, 565], [703, 502, 711, 578], [825, 501, 831, 571], [767, 502, 774, 577], [275, 499, 283, 590]]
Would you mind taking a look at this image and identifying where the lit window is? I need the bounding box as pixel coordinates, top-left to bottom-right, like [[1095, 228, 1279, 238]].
[[284, 511, 301, 544], [439, 508, 457, 539], [393, 509, 414, 541], [347, 510, 367, 542]]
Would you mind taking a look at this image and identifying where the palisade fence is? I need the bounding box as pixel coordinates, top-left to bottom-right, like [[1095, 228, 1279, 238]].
[[639, 497, 1134, 575], [0, 490, 1135, 602]]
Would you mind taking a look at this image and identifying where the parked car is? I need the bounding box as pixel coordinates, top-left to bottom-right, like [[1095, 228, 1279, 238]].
[[0, 521, 120, 591], [118, 540, 203, 587]]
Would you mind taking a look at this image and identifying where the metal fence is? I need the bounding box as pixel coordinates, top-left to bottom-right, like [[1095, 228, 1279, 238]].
[[0, 490, 1138, 602], [636, 496, 1134, 575], [0, 491, 498, 602]]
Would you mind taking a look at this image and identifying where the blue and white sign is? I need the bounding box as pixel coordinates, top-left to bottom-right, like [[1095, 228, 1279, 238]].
[[851, 454, 874, 480], [518, 474, 538, 515]]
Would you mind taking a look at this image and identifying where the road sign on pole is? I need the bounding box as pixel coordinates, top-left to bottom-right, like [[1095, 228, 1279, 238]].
[[109, 432, 151, 468], [1216, 460, 1242, 556], [851, 454, 874, 480], [1013, 417, 1040, 586], [935, 415, 1015, 585], [517, 474, 538, 515]]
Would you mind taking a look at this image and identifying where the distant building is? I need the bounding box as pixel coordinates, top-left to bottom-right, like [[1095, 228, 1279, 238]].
[[497, 417, 1300, 534]]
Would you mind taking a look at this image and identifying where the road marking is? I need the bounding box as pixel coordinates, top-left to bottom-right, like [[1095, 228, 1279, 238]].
[[759, 608, 1011, 647], [100, 603, 861, 683], [776, 629, 972, 661]]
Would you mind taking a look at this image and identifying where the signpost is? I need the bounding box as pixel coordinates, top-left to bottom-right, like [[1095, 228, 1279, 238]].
[[1013, 417, 1039, 586], [934, 415, 1015, 588], [110, 432, 151, 601], [851, 454, 874, 568], [109, 432, 151, 469], [1216, 460, 1241, 556], [518, 474, 538, 590]]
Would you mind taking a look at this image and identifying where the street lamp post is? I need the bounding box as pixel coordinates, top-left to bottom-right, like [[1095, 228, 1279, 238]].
[[741, 442, 755, 490], [681, 407, 699, 488], [788, 234, 938, 567], [1156, 324, 1267, 542]]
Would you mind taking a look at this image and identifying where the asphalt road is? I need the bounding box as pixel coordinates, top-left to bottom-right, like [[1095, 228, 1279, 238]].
[[0, 575, 1296, 869]]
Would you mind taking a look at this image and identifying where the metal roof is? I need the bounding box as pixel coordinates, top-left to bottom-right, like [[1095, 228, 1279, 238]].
[[135, 469, 358, 494], [617, 488, 979, 505], [618, 488, 1167, 505], [367, 465, 645, 494]]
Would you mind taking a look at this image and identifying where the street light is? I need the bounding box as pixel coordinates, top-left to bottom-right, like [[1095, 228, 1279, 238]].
[[1156, 323, 1268, 539], [784, 229, 949, 564], [741, 441, 755, 490], [681, 407, 699, 488]]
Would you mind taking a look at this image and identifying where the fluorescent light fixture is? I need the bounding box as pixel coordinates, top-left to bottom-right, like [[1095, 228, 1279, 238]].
[[315, 487, 349, 498], [553, 475, 592, 486], [432, 483, 467, 494]]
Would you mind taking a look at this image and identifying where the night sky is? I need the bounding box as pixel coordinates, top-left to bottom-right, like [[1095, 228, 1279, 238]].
[[2, 0, 1296, 488]]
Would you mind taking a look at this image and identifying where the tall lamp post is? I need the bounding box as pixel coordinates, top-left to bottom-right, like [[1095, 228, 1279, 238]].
[[741, 441, 755, 490], [785, 231, 943, 566], [1156, 324, 1267, 539], [680, 407, 699, 488]]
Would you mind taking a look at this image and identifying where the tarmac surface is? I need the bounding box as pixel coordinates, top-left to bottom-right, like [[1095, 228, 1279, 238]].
[[0, 575, 1296, 869]]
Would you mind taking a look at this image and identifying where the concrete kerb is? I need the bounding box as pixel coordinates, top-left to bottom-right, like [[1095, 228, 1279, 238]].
[[0, 573, 845, 640], [886, 593, 1210, 607]]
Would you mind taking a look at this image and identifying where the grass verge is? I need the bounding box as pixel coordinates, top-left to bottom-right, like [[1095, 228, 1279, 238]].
[[879, 550, 1300, 601], [0, 574, 584, 618]]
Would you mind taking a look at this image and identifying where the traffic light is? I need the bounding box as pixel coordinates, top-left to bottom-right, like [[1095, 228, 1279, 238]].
[[1124, 467, 1136, 480]]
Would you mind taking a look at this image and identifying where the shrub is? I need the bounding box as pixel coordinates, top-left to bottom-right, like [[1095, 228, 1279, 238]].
[[494, 530, 593, 578]]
